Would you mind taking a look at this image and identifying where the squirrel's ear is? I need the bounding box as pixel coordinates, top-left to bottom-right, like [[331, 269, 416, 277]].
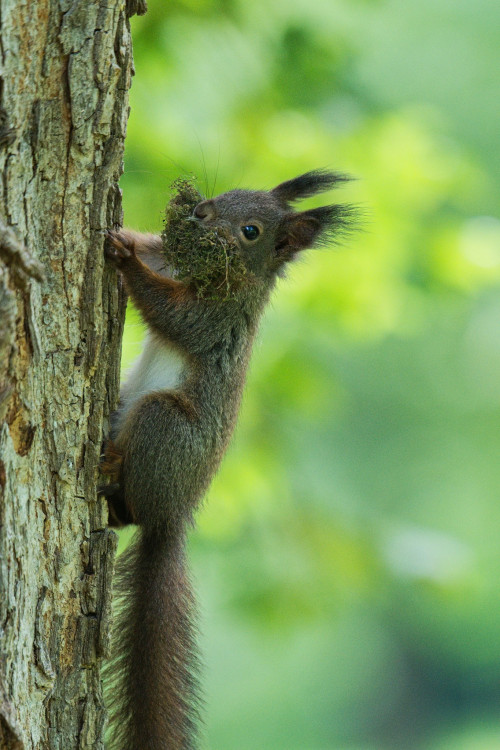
[[275, 205, 353, 261], [271, 170, 349, 204]]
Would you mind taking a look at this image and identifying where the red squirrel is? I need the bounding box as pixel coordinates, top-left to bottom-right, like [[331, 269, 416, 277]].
[[101, 170, 353, 749]]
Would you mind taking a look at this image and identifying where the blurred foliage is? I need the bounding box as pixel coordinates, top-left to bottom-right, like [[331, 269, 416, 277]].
[[118, 0, 500, 747]]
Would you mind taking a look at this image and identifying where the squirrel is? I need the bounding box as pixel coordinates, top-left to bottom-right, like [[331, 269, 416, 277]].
[[101, 170, 353, 750]]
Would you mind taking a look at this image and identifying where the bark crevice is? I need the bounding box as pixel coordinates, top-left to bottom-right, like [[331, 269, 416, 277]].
[[0, 1, 133, 747]]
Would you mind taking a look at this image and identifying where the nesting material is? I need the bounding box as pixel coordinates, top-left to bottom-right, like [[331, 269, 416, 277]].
[[161, 179, 247, 299]]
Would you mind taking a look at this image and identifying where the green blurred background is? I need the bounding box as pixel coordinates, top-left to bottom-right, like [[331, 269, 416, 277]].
[[118, 1, 500, 747]]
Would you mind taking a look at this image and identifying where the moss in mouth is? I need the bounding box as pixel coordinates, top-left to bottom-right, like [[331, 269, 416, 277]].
[[161, 178, 248, 300]]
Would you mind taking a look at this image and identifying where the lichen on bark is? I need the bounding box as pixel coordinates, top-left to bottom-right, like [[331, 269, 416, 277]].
[[0, 1, 138, 747]]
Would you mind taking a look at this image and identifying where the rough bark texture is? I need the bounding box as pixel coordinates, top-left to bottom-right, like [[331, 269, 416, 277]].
[[0, 1, 143, 747]]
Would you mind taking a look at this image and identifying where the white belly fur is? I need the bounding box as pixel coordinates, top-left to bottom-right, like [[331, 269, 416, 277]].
[[117, 333, 188, 428]]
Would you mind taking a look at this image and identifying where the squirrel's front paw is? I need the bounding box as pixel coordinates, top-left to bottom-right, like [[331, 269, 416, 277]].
[[105, 229, 136, 267]]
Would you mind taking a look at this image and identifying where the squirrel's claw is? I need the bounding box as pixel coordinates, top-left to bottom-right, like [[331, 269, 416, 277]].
[[105, 229, 135, 266], [97, 481, 121, 497]]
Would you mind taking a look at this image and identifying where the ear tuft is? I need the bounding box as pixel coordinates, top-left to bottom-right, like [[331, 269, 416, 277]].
[[271, 169, 350, 204], [275, 203, 357, 262], [301, 204, 358, 245]]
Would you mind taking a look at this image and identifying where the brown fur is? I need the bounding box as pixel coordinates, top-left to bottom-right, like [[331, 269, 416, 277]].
[[102, 170, 354, 749], [100, 439, 123, 481]]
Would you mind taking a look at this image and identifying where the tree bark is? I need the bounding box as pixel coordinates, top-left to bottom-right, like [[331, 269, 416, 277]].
[[0, 1, 143, 747]]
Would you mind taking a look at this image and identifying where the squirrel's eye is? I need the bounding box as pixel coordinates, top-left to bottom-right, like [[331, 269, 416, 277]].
[[241, 225, 260, 241]]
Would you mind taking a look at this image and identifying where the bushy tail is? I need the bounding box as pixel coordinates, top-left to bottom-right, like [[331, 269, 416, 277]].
[[105, 529, 201, 750]]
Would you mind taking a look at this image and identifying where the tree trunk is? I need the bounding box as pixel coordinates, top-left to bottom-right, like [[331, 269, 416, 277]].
[[0, 1, 144, 747]]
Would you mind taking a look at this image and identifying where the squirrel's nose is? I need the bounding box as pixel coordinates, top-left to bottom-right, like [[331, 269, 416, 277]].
[[193, 200, 216, 221]]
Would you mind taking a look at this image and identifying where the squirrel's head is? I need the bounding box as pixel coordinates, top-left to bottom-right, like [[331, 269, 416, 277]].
[[192, 170, 354, 280]]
